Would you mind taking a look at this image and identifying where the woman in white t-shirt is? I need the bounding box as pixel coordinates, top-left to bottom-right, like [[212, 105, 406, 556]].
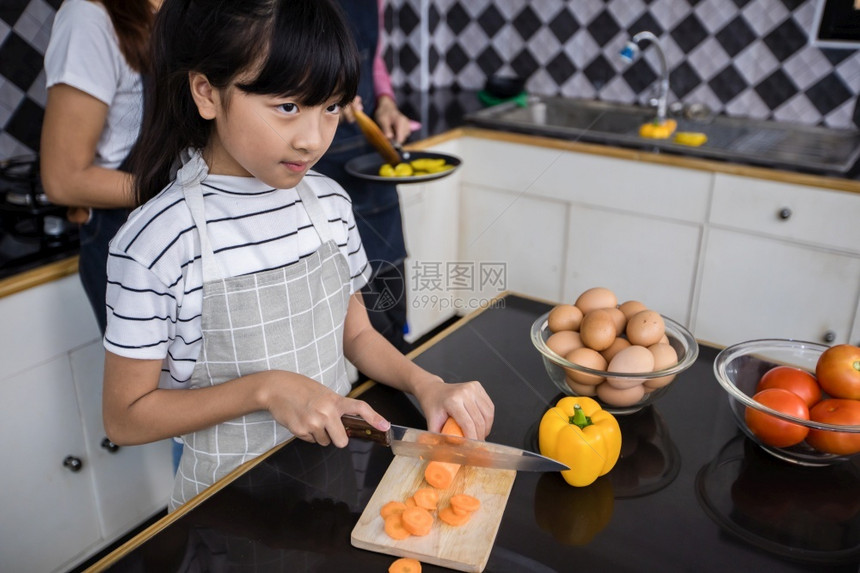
[[41, 0, 162, 334]]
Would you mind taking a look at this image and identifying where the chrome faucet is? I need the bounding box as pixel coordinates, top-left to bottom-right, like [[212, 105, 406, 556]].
[[620, 31, 669, 124]]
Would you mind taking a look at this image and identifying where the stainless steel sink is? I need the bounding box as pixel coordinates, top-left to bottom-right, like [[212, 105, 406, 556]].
[[465, 96, 860, 174]]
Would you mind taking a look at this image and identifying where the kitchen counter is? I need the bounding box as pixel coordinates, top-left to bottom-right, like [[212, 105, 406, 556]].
[[3, 92, 858, 297], [86, 293, 860, 572]]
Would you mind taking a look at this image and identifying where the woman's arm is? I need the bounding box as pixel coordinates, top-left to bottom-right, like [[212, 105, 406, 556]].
[[102, 350, 388, 447], [40, 84, 136, 209], [342, 293, 495, 439]]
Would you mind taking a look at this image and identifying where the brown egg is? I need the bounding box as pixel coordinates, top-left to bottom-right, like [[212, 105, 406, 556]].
[[645, 342, 679, 389], [596, 380, 645, 407], [606, 307, 627, 335], [579, 309, 617, 351], [606, 345, 654, 389], [626, 310, 665, 347], [574, 287, 618, 315], [546, 330, 583, 357], [564, 347, 607, 385], [601, 336, 631, 363], [547, 304, 583, 333], [565, 376, 598, 397], [618, 300, 648, 320]]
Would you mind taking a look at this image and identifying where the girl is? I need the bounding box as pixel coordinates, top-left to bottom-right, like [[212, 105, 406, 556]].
[[101, 0, 494, 511]]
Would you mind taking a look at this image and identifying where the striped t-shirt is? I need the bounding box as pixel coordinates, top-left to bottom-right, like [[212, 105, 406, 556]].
[[104, 169, 370, 389]]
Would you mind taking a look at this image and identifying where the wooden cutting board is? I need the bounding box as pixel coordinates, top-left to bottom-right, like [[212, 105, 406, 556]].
[[352, 455, 516, 572]]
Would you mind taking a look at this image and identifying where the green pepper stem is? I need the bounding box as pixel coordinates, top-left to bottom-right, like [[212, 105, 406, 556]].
[[570, 404, 593, 429]]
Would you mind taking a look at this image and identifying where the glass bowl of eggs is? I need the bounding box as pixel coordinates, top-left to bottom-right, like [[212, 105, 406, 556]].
[[530, 288, 699, 414]]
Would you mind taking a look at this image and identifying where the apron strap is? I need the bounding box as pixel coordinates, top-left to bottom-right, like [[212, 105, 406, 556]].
[[182, 153, 335, 282], [296, 181, 335, 244], [179, 149, 223, 282]]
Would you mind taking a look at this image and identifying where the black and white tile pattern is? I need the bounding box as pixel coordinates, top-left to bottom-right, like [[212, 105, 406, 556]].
[[384, 0, 860, 130], [1, 0, 859, 159]]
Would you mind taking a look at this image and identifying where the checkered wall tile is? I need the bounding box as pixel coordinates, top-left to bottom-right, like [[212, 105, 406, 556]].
[[2, 0, 859, 159], [384, 0, 860, 130]]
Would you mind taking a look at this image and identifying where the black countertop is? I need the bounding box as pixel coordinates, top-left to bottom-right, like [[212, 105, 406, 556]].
[[94, 293, 860, 572], [397, 88, 860, 181]]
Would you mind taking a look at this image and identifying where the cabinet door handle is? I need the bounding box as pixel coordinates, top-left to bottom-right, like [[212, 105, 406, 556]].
[[777, 207, 792, 220], [101, 437, 120, 453], [823, 330, 836, 343], [63, 456, 83, 472]]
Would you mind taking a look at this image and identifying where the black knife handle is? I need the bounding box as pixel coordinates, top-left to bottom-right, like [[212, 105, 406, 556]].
[[342, 414, 390, 445]]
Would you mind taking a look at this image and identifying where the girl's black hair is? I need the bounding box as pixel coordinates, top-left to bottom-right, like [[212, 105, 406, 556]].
[[130, 0, 360, 205]]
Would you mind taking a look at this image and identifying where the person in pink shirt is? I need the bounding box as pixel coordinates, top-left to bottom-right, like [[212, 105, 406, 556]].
[[315, 0, 416, 355]]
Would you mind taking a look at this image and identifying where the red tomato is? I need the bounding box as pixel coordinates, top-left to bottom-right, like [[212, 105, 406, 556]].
[[744, 388, 810, 448], [756, 365, 821, 407], [806, 399, 860, 455], [816, 344, 860, 400]]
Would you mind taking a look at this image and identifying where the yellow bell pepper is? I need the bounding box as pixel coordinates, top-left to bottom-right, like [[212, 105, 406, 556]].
[[539, 396, 622, 487], [639, 118, 677, 139]]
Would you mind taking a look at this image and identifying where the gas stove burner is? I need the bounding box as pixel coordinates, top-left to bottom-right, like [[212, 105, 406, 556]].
[[0, 154, 82, 279], [0, 155, 51, 208]]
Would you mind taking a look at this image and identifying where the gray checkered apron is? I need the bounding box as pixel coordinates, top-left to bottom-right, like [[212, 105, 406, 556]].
[[169, 150, 352, 511]]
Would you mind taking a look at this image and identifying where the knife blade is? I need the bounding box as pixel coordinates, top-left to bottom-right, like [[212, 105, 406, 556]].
[[342, 415, 568, 472]]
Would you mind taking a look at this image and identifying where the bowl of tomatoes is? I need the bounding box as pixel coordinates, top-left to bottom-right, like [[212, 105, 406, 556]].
[[713, 339, 860, 467]]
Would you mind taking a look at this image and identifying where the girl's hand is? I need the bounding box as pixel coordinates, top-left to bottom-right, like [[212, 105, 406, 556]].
[[414, 378, 494, 440], [264, 372, 389, 447], [374, 95, 413, 144]]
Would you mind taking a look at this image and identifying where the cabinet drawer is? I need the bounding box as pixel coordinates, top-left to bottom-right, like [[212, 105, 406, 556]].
[[460, 136, 711, 223], [710, 174, 860, 252]]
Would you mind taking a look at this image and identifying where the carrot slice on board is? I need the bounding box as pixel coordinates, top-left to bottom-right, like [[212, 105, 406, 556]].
[[389, 557, 422, 573], [439, 505, 472, 526], [412, 487, 439, 511], [449, 493, 480, 514], [424, 460, 459, 489], [424, 417, 465, 488], [383, 513, 411, 540], [404, 496, 417, 508], [380, 501, 407, 519], [401, 506, 434, 536]]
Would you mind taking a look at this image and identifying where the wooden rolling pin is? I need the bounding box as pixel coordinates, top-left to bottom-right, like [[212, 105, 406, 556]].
[[353, 107, 402, 165]]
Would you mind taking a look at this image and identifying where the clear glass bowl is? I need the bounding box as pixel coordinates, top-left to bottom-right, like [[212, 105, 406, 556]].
[[530, 311, 699, 414], [713, 338, 860, 467]]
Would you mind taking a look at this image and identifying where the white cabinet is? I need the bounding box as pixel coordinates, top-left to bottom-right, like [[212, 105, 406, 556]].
[[457, 137, 711, 324], [694, 174, 860, 346], [454, 134, 860, 348], [0, 275, 174, 573], [0, 353, 102, 573], [399, 139, 463, 342]]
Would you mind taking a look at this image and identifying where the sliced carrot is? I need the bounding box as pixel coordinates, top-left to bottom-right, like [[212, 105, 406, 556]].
[[404, 496, 417, 508], [389, 557, 422, 573], [401, 506, 434, 536], [383, 513, 411, 540], [449, 493, 480, 514], [380, 500, 407, 519], [424, 460, 459, 489], [439, 505, 472, 526], [423, 416, 466, 488], [412, 487, 439, 511]]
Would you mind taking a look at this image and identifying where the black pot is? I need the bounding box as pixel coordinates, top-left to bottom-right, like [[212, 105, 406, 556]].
[[484, 75, 525, 99]]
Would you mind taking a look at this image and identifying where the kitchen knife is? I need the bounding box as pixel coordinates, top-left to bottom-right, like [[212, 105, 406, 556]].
[[342, 415, 568, 472]]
